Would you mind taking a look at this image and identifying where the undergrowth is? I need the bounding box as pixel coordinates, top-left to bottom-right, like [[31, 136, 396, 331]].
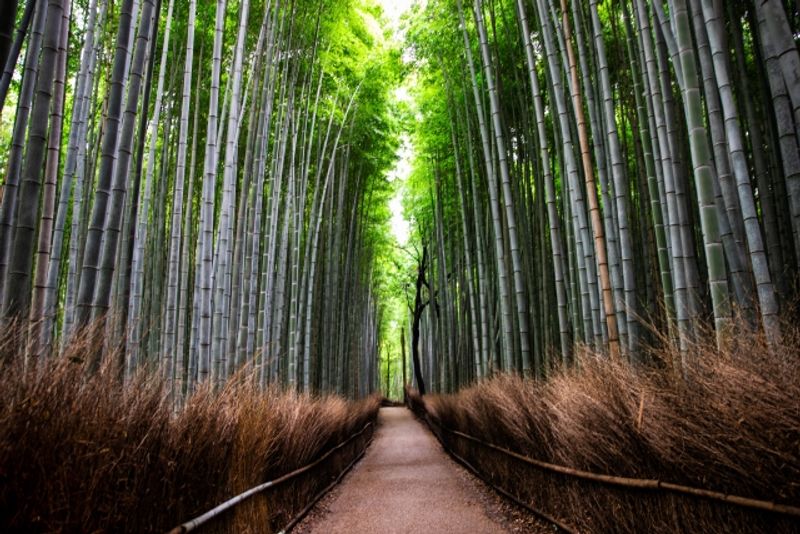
[[0, 332, 379, 533], [412, 326, 800, 533]]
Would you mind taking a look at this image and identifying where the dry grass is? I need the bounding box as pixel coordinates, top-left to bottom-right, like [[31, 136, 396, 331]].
[[414, 327, 800, 533], [0, 330, 379, 533]]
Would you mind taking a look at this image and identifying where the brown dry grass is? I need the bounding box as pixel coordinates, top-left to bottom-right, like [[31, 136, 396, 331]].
[[414, 327, 800, 533], [0, 330, 379, 533]]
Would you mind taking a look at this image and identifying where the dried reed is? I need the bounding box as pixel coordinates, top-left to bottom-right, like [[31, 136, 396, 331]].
[[413, 326, 800, 533], [0, 329, 379, 533]]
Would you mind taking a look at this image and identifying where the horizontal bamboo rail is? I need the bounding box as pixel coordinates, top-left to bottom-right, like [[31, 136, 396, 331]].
[[167, 421, 373, 534], [277, 433, 373, 534], [442, 425, 800, 518], [442, 436, 579, 534]]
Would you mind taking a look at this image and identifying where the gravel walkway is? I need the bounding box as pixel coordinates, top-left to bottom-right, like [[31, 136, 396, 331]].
[[295, 407, 553, 534]]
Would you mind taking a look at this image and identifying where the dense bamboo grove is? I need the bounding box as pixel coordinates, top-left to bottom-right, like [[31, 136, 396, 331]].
[[402, 0, 800, 393], [0, 0, 401, 399], [1, 0, 800, 399]]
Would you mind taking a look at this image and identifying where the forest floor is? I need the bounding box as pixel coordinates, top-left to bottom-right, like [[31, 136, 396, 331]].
[[295, 407, 554, 533]]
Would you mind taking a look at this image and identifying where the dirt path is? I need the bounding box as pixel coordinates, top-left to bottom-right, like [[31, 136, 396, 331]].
[[296, 407, 548, 534]]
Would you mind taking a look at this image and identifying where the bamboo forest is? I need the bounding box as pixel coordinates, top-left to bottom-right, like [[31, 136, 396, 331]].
[[0, 0, 799, 532]]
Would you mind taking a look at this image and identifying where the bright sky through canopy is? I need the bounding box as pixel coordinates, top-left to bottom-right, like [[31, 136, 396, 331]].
[[379, 0, 415, 36], [387, 134, 412, 245], [379, 0, 415, 246]]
